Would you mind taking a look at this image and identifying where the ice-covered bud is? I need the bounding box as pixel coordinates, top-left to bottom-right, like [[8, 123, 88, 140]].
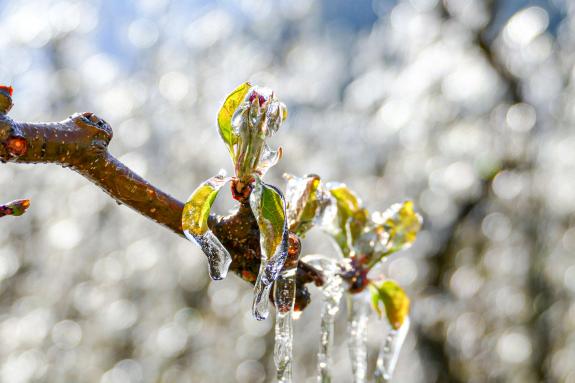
[[238, 86, 286, 138], [219, 83, 287, 181]]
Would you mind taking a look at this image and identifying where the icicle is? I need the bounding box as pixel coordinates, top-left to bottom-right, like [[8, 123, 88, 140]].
[[252, 275, 273, 321], [274, 271, 296, 383], [347, 292, 370, 383], [301, 255, 344, 383], [185, 230, 232, 281], [275, 310, 293, 382], [374, 317, 410, 383]]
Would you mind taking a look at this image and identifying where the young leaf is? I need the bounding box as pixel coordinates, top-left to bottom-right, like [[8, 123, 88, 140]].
[[182, 173, 230, 237], [376, 201, 422, 253], [329, 183, 361, 215], [217, 82, 251, 157], [369, 280, 410, 330], [250, 176, 289, 284], [284, 174, 322, 236], [324, 183, 369, 256], [250, 177, 288, 261]]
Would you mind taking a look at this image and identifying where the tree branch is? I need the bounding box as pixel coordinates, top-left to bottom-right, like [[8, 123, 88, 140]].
[[0, 88, 316, 311]]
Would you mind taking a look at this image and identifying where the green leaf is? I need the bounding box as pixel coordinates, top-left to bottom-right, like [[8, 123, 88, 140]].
[[284, 174, 322, 236], [217, 82, 251, 157], [369, 280, 410, 330], [378, 201, 422, 253], [250, 177, 288, 260], [329, 183, 361, 215], [325, 183, 369, 256], [182, 173, 230, 236]]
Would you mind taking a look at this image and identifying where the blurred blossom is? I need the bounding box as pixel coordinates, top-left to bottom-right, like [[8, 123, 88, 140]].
[[481, 212, 512, 242], [388, 257, 418, 286], [184, 10, 234, 50], [158, 72, 191, 103], [128, 19, 159, 49], [51, 320, 82, 350], [235, 360, 266, 383], [1, 349, 47, 383], [496, 331, 532, 364], [82, 54, 118, 88], [47, 219, 82, 250], [116, 119, 151, 149], [450, 266, 484, 299], [156, 323, 187, 357], [492, 170, 525, 200], [0, 247, 20, 281], [504, 7, 549, 47], [102, 300, 138, 331], [101, 360, 143, 383]]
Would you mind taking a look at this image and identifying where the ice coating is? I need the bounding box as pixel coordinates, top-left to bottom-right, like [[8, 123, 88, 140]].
[[274, 272, 297, 383], [184, 230, 232, 281], [374, 317, 410, 383], [249, 178, 289, 320], [273, 232, 300, 382], [182, 171, 232, 280], [252, 272, 273, 321], [347, 292, 370, 383], [302, 255, 344, 383], [256, 144, 282, 177], [283, 174, 335, 237], [228, 85, 287, 180], [274, 310, 294, 383], [371, 201, 422, 254]]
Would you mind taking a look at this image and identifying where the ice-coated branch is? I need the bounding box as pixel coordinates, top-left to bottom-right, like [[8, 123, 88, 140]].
[[0, 87, 318, 311]]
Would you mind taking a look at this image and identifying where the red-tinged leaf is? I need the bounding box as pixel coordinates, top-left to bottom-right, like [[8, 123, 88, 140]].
[[369, 280, 410, 330], [0, 199, 31, 218], [0, 85, 13, 96]]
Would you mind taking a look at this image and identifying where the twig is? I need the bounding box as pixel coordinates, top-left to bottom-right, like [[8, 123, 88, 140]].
[[0, 87, 318, 311]]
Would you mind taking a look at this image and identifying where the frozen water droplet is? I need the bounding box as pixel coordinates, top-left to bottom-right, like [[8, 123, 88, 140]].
[[252, 269, 272, 320], [184, 230, 231, 280], [347, 292, 370, 383], [374, 317, 410, 383]]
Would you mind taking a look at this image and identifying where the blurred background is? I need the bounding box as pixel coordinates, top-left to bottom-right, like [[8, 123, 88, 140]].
[[0, 0, 573, 382]]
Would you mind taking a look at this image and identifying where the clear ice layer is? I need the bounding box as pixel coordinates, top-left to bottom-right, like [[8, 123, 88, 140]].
[[252, 266, 273, 320], [347, 292, 370, 383], [302, 255, 344, 383], [184, 229, 232, 281], [249, 178, 289, 320], [273, 250, 298, 382], [374, 317, 410, 383]]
